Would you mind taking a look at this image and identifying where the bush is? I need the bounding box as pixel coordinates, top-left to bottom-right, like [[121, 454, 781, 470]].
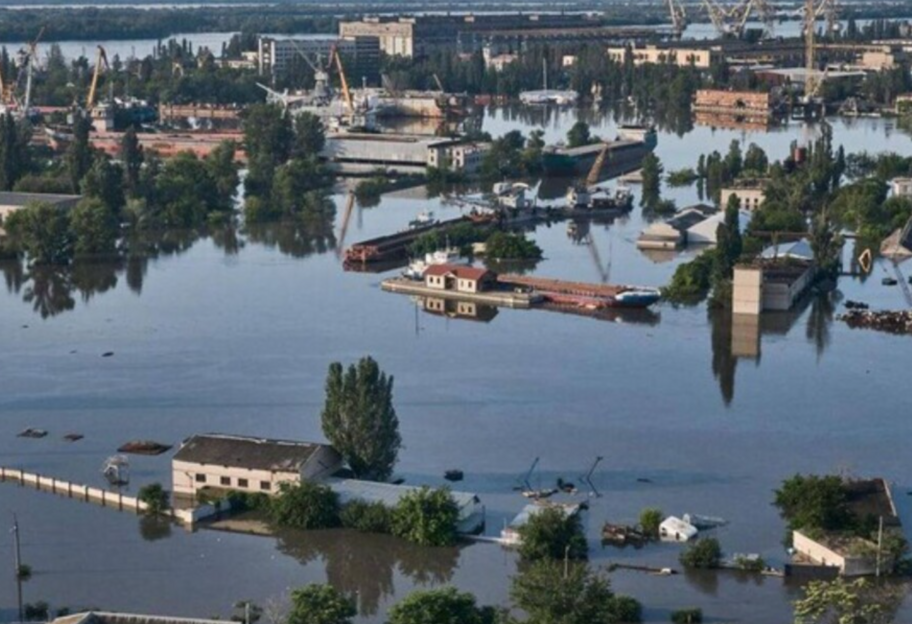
[[773, 474, 852, 533], [518, 506, 588, 563], [387, 587, 493, 624], [679, 538, 721, 569], [671, 608, 702, 624], [663, 250, 718, 304], [24, 602, 50, 621], [288, 584, 355, 624], [268, 481, 340, 529], [225, 490, 270, 513], [667, 168, 698, 187], [639, 508, 663, 539], [340, 500, 393, 533], [391, 487, 460, 547], [610, 595, 643, 622], [734, 555, 765, 572], [137, 483, 170, 514], [484, 231, 543, 260]]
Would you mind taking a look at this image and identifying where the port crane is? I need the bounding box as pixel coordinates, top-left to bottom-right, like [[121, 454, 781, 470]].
[[666, 0, 775, 38], [86, 45, 109, 110], [10, 27, 45, 115]]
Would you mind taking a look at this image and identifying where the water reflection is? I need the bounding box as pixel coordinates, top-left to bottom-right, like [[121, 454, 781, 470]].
[[710, 309, 739, 406], [244, 217, 337, 260], [138, 516, 173, 542], [274, 528, 459, 616]]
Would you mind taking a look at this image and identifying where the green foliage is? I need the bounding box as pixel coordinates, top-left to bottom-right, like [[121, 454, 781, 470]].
[[511, 559, 637, 624], [16, 564, 32, 581], [518, 506, 588, 563], [715, 195, 743, 279], [410, 222, 489, 257], [24, 602, 49, 622], [667, 168, 697, 187], [321, 356, 401, 481], [567, 121, 593, 149], [480, 130, 543, 179], [734, 555, 766, 572], [663, 250, 718, 305], [268, 481, 340, 530], [0, 113, 31, 191], [484, 231, 543, 260], [640, 152, 663, 209], [679, 537, 722, 569], [610, 596, 642, 623], [638, 508, 663, 539], [66, 115, 95, 193], [774, 474, 852, 533], [120, 127, 144, 197], [292, 112, 326, 158], [70, 198, 118, 257], [4, 202, 74, 265], [82, 156, 126, 216], [340, 499, 393, 534], [743, 143, 769, 175], [793, 578, 899, 624], [391, 487, 460, 547], [287, 584, 356, 624], [137, 483, 170, 514], [225, 490, 270, 513], [388, 587, 493, 624], [354, 175, 392, 207], [671, 608, 703, 624]]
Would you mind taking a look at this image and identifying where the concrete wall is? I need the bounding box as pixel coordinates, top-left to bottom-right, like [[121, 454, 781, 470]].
[[732, 267, 763, 316], [762, 266, 813, 312], [0, 467, 149, 513], [720, 187, 765, 212], [793, 530, 879, 577], [172, 460, 300, 497]]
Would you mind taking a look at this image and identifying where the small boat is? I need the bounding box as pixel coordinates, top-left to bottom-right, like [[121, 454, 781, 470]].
[[613, 288, 662, 308], [63, 433, 84, 442], [408, 211, 436, 229], [402, 247, 462, 280], [882, 277, 898, 286], [444, 469, 464, 482]]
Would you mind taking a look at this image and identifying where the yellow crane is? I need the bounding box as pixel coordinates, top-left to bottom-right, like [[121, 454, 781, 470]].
[[86, 45, 109, 110], [330, 45, 354, 119]]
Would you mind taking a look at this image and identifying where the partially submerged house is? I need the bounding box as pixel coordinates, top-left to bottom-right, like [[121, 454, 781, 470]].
[[500, 502, 582, 545], [733, 240, 816, 315], [171, 433, 343, 497], [659, 516, 698, 542], [881, 216, 912, 258], [636, 204, 749, 250]]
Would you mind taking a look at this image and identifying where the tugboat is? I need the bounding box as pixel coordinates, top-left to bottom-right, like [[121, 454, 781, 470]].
[[402, 246, 462, 280]]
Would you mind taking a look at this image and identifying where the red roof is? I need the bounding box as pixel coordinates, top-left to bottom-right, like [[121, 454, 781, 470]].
[[424, 263, 491, 281]]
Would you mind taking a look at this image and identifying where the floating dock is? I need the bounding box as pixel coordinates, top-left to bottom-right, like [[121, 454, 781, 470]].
[[381, 277, 540, 309]]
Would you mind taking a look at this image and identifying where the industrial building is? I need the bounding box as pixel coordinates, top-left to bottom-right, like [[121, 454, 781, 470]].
[[339, 13, 639, 58], [719, 179, 769, 212], [323, 133, 482, 175], [257, 35, 380, 84], [606, 43, 719, 68]]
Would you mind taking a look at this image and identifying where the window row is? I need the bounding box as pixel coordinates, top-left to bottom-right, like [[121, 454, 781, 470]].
[[194, 473, 271, 491]]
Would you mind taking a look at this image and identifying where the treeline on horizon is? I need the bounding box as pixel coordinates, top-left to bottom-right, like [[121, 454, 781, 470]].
[[2, 2, 911, 43]]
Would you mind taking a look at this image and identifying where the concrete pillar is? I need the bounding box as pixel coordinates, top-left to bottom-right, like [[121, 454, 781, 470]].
[[732, 266, 764, 316]]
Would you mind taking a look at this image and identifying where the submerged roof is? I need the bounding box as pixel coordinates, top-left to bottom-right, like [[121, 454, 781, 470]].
[[760, 238, 814, 262], [0, 191, 82, 208], [173, 433, 333, 472], [326, 478, 480, 510]]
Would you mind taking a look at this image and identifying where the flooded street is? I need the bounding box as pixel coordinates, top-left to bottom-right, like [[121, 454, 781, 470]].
[[2, 109, 912, 622]]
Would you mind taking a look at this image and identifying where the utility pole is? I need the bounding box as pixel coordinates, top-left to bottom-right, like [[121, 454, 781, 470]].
[[12, 514, 23, 622], [875, 515, 884, 577], [563, 545, 570, 580]]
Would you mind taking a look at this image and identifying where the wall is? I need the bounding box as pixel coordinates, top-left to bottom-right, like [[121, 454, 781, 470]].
[[732, 267, 763, 316], [719, 187, 765, 212], [172, 459, 299, 496], [762, 265, 813, 311], [694, 89, 772, 114]]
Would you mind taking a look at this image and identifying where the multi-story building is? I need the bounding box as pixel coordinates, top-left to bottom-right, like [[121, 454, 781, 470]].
[[606, 44, 719, 69], [257, 35, 380, 84]]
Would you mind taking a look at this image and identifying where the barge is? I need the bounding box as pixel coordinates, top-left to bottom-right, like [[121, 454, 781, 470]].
[[542, 127, 656, 176]]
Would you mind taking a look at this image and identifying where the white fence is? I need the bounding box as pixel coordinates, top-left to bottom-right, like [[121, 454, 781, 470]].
[[0, 467, 150, 513]]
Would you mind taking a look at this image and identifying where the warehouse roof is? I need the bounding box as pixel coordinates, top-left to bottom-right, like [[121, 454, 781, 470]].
[[173, 434, 333, 473]]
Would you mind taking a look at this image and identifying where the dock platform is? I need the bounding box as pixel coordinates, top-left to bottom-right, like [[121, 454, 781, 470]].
[[381, 277, 540, 309]]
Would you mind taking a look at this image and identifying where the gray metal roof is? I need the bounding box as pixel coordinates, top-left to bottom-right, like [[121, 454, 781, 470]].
[[173, 433, 329, 473], [53, 613, 225, 624], [0, 192, 82, 207], [326, 477, 479, 510]]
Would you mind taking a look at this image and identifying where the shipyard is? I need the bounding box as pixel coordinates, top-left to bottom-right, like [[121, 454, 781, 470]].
[[3, 0, 912, 623]]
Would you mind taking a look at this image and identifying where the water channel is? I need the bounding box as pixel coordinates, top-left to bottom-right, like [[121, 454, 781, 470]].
[[1, 107, 912, 622]]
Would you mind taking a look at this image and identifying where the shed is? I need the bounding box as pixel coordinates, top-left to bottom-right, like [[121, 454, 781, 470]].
[[659, 516, 698, 542]]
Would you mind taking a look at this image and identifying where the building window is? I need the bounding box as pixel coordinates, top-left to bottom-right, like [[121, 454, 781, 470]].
[[260, 481, 271, 491], [238, 478, 249, 488], [220, 476, 231, 486], [195, 473, 206, 483]]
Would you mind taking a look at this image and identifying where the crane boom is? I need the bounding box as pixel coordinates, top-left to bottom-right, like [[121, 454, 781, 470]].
[[87, 46, 109, 110], [331, 46, 354, 116], [586, 144, 609, 188]]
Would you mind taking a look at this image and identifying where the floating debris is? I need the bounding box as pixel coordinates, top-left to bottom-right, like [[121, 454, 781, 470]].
[[102, 351, 115, 357], [522, 488, 557, 500], [63, 433, 84, 442], [117, 440, 172, 455], [882, 277, 898, 286], [103, 455, 130, 486], [602, 522, 649, 546], [444, 469, 464, 482], [844, 300, 869, 310], [18, 428, 48, 439], [683, 513, 728, 530], [556, 477, 577, 494], [839, 309, 912, 335], [637, 477, 653, 483]]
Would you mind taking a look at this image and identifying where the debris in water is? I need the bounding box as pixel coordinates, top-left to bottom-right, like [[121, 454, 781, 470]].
[[63, 433, 84, 442], [637, 477, 653, 483], [18, 428, 48, 439], [102, 351, 114, 357], [839, 309, 912, 335], [117, 440, 172, 455], [444, 469, 464, 482]]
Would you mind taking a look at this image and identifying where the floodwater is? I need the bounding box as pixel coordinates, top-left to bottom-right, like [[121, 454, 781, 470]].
[[2, 109, 912, 623]]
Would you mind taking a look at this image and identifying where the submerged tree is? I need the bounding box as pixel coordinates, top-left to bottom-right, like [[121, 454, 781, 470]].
[[287, 584, 355, 624], [640, 152, 663, 209], [321, 356, 401, 481]]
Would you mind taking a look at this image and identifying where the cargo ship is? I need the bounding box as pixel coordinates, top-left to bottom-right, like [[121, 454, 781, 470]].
[[541, 126, 657, 176]]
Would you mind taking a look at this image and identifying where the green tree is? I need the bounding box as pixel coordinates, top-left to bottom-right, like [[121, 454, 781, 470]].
[[4, 202, 73, 265], [640, 152, 663, 209], [679, 537, 722, 569], [120, 126, 144, 196], [287, 584, 356, 624], [484, 231, 543, 260], [268, 481, 340, 529], [723, 139, 742, 179], [70, 197, 118, 256], [137, 483, 170, 515], [292, 112, 326, 158], [809, 210, 843, 280], [774, 474, 852, 533], [566, 121, 592, 148], [671, 608, 702, 624], [793, 578, 898, 624], [66, 115, 95, 192], [518, 506, 588, 563], [715, 193, 743, 278], [243, 103, 292, 198], [388, 587, 495, 624], [638, 508, 663, 539], [0, 112, 29, 191], [743, 143, 768, 175], [391, 486, 459, 547], [205, 140, 240, 211], [321, 356, 401, 481], [511, 559, 638, 624], [82, 155, 126, 216]]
